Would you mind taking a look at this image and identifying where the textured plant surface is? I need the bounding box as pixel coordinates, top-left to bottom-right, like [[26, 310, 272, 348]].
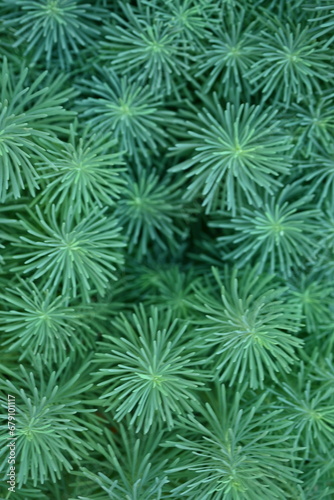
[[11, 206, 125, 300], [3, 0, 104, 68], [170, 98, 291, 213], [211, 183, 321, 276], [36, 123, 125, 215], [190, 266, 303, 389], [94, 305, 206, 433], [0, 359, 101, 487], [0, 0, 334, 499]]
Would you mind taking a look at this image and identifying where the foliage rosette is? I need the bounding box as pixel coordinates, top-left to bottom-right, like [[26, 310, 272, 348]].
[[165, 384, 301, 499], [0, 279, 99, 363], [3, 0, 105, 68], [100, 1, 191, 94], [95, 305, 206, 433], [286, 96, 334, 158], [190, 266, 303, 389], [0, 58, 74, 201], [0, 358, 101, 487], [79, 68, 175, 163], [36, 123, 125, 216], [77, 423, 171, 499], [271, 368, 334, 460], [114, 169, 192, 258], [170, 97, 292, 214], [195, 8, 258, 96], [246, 19, 332, 106], [211, 184, 321, 277], [11, 206, 125, 301]]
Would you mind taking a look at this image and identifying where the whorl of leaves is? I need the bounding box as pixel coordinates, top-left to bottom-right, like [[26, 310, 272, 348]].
[[0, 58, 74, 201], [114, 170, 191, 258], [190, 266, 303, 389], [37, 123, 125, 215], [95, 305, 206, 432], [212, 184, 321, 277], [0, 280, 97, 363], [11, 206, 125, 301], [3, 0, 104, 68], [166, 384, 301, 499], [0, 359, 101, 487], [79, 68, 175, 162], [171, 97, 292, 214]]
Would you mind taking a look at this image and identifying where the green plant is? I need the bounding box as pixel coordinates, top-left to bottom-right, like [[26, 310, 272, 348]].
[[190, 267, 303, 389], [0, 58, 74, 201], [247, 19, 331, 105], [148, 0, 210, 45], [195, 9, 257, 95], [136, 265, 199, 318], [95, 305, 206, 432], [3, 0, 104, 68], [286, 96, 334, 158], [166, 384, 301, 499], [114, 170, 191, 258], [78, 424, 170, 499], [315, 204, 334, 280], [2, 483, 49, 500], [1, 0, 333, 496], [212, 184, 321, 277], [288, 273, 333, 333], [100, 2, 190, 94], [170, 98, 291, 213], [0, 280, 97, 363], [272, 371, 334, 458], [79, 68, 175, 163], [0, 200, 23, 268], [0, 358, 101, 487], [11, 206, 125, 301], [37, 123, 125, 215], [301, 146, 334, 205], [309, 2, 334, 44]]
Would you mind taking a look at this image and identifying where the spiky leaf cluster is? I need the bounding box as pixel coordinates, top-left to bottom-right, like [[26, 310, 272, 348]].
[[212, 184, 321, 277], [301, 146, 334, 205], [78, 424, 170, 499], [37, 124, 125, 215], [12, 206, 125, 300], [95, 305, 206, 432], [0, 280, 97, 363], [286, 96, 334, 158], [3, 0, 104, 68], [1, 0, 334, 497], [100, 2, 191, 94], [79, 68, 175, 163], [149, 0, 210, 45], [0, 58, 74, 201], [171, 98, 292, 213], [196, 9, 257, 96], [0, 359, 101, 487], [288, 272, 334, 333], [114, 170, 191, 258], [166, 384, 301, 499], [247, 20, 331, 105], [191, 267, 303, 389], [135, 265, 199, 318]]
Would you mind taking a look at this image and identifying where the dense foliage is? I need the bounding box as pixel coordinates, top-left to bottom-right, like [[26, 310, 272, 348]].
[[0, 0, 334, 498]]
